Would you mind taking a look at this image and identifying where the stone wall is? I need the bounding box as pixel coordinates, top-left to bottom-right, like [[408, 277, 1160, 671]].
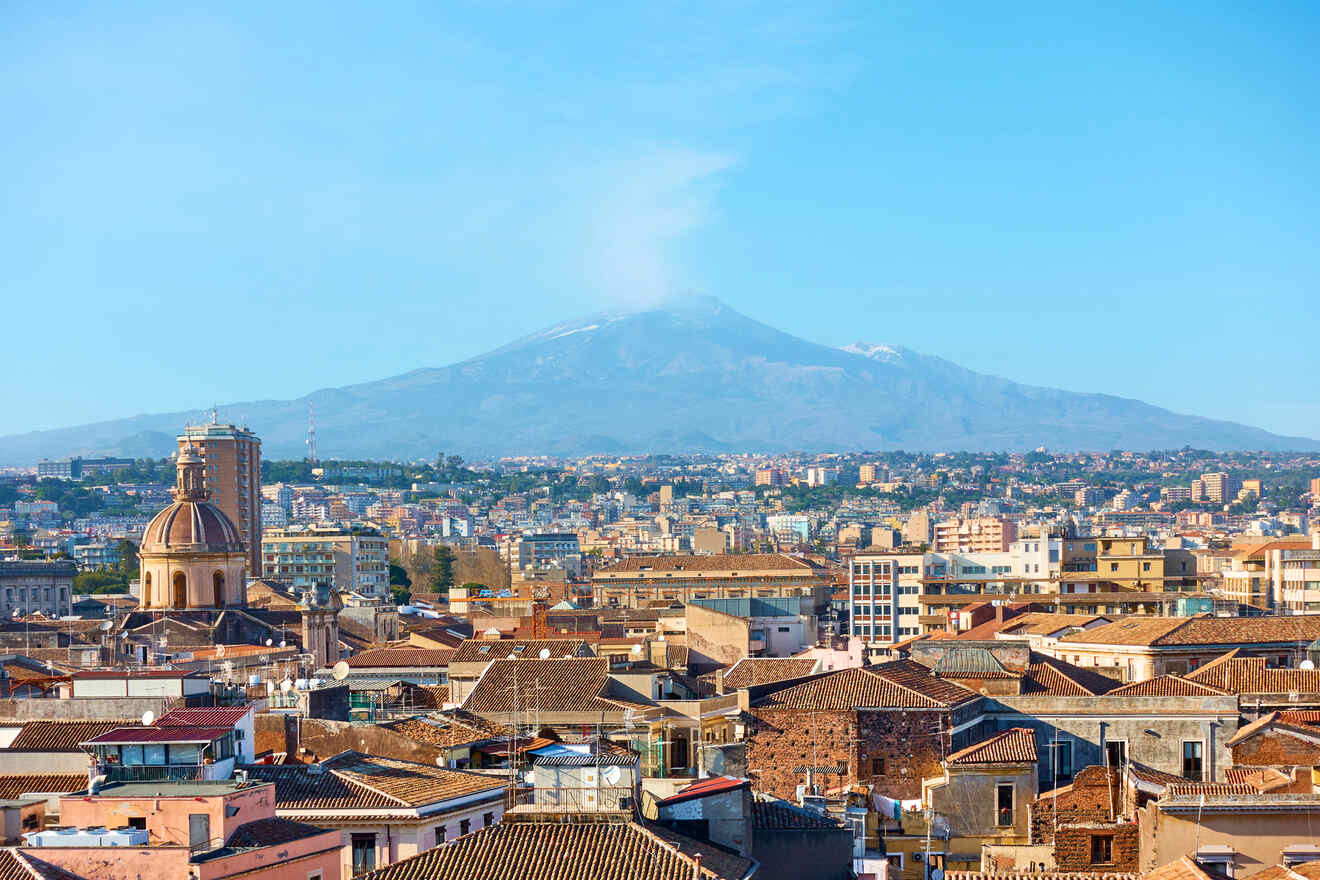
[[253, 715, 445, 765], [1029, 766, 1119, 845], [1230, 729, 1320, 766], [1054, 821, 1139, 873], [744, 706, 948, 800]]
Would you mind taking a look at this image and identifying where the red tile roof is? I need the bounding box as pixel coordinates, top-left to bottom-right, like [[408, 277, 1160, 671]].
[[720, 657, 818, 690], [360, 812, 737, 880], [1107, 675, 1230, 697], [754, 660, 978, 711], [946, 728, 1038, 765], [1186, 656, 1320, 695], [346, 648, 455, 668], [1060, 616, 1320, 648], [600, 553, 816, 574], [244, 751, 506, 810], [462, 657, 641, 716], [0, 774, 87, 798], [1021, 656, 1121, 696], [449, 639, 591, 665]]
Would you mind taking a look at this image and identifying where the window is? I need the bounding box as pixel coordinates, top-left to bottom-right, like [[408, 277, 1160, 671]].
[[777, 626, 791, 633], [1110, 563, 1120, 572], [996, 783, 1014, 827], [435, 825, 446, 844], [1091, 835, 1114, 864], [351, 833, 377, 875], [127, 818, 146, 830], [459, 819, 471, 836], [1105, 741, 1127, 768], [483, 812, 494, 827], [1051, 739, 1073, 782], [307, 872, 324, 880], [1182, 741, 1204, 781]]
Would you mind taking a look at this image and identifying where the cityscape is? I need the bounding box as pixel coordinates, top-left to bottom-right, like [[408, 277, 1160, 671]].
[[4, 3, 1319, 880]]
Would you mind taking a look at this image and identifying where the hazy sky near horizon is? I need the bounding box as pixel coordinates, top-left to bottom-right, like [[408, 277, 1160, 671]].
[[3, 2, 1318, 440]]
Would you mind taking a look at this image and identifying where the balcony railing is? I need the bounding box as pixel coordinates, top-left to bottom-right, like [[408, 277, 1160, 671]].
[[103, 764, 207, 783]]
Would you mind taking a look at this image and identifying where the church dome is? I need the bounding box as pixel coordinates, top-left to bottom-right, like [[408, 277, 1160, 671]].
[[140, 444, 244, 554], [141, 500, 244, 553]]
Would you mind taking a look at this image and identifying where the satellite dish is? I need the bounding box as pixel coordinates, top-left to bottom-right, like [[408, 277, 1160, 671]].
[[265, 639, 273, 647], [215, 644, 226, 658], [99, 621, 113, 632], [630, 644, 643, 656], [1301, 659, 1316, 670], [141, 711, 155, 727], [332, 661, 350, 681], [932, 870, 945, 880], [280, 679, 293, 692], [279, 640, 286, 648], [602, 766, 622, 785], [538, 649, 551, 660], [436, 756, 446, 767]]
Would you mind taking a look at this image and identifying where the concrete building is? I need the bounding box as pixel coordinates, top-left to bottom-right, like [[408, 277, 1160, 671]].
[[262, 526, 389, 597], [848, 551, 924, 644], [591, 553, 829, 611], [178, 422, 262, 574], [515, 532, 582, 577], [934, 517, 1018, 553], [0, 560, 74, 618], [685, 597, 813, 673], [71, 541, 119, 571], [1194, 471, 1241, 504]]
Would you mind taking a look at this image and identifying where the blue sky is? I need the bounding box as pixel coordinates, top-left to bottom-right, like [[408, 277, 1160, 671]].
[[3, 1, 1318, 440]]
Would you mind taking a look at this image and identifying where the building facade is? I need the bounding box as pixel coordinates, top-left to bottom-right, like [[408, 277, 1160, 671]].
[[178, 422, 262, 574], [262, 527, 390, 597], [0, 560, 74, 618]]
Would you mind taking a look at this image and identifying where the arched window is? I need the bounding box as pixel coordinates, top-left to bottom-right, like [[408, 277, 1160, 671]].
[[144, 572, 152, 605], [213, 571, 225, 608], [172, 572, 187, 609]]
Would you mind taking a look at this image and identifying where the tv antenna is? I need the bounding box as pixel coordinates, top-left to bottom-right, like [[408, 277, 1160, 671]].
[[306, 401, 318, 464]]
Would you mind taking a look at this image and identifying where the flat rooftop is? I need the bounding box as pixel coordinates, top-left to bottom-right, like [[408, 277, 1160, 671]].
[[89, 781, 262, 798]]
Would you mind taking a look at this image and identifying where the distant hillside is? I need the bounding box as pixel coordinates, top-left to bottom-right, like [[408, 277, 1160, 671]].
[[0, 296, 1314, 463]]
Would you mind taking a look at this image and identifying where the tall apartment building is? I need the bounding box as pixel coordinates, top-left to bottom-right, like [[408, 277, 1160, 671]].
[[178, 422, 262, 574], [1310, 477, 1320, 500], [848, 552, 925, 643], [754, 468, 785, 487], [261, 526, 390, 597], [1193, 472, 1240, 504], [858, 464, 878, 483], [932, 516, 1017, 553]]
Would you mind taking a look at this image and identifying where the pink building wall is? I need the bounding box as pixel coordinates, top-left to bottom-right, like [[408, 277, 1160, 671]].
[[59, 784, 277, 849]]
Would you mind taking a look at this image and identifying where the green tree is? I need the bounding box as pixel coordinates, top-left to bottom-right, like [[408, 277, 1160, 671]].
[[429, 545, 455, 594], [73, 569, 128, 594], [389, 563, 412, 588], [116, 539, 140, 578]]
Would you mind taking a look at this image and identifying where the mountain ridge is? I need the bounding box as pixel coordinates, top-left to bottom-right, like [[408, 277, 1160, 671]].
[[1, 296, 1314, 462]]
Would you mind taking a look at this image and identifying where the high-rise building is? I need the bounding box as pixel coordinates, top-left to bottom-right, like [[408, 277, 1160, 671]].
[[1311, 477, 1320, 500], [178, 422, 262, 574], [858, 464, 878, 483], [1193, 472, 1239, 504], [754, 468, 785, 487], [932, 516, 1018, 553]]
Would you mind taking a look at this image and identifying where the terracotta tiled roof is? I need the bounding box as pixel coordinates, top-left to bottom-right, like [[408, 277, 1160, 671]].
[[948, 874, 1136, 880], [1021, 656, 1120, 696], [360, 812, 736, 880], [1186, 656, 1320, 695], [4, 720, 130, 752], [751, 794, 845, 829], [449, 639, 592, 664], [1126, 761, 1187, 789], [0, 774, 87, 799], [1163, 782, 1258, 798], [1143, 856, 1234, 880], [1060, 616, 1320, 647], [462, 657, 642, 716], [1003, 613, 1112, 637], [947, 728, 1038, 765], [1225, 711, 1320, 747], [754, 660, 978, 711], [599, 553, 816, 575], [1246, 865, 1320, 880], [1108, 675, 1230, 697], [720, 657, 818, 690], [346, 648, 455, 668], [224, 817, 333, 848], [244, 752, 506, 810], [1224, 767, 1293, 792], [0, 850, 83, 880]]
